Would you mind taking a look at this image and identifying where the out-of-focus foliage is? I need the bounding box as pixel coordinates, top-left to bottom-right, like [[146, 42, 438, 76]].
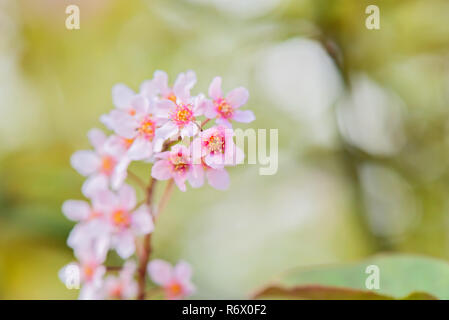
[[254, 254, 449, 300], [0, 0, 449, 299]]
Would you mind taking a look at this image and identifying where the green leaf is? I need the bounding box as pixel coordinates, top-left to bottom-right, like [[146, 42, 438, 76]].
[[253, 254, 448, 300]]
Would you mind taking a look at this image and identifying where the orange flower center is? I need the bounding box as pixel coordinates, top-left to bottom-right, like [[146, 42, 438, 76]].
[[83, 264, 95, 280], [205, 134, 224, 154], [216, 99, 234, 118], [112, 209, 130, 228], [170, 104, 194, 127], [101, 156, 116, 175], [171, 152, 189, 173], [167, 93, 177, 103], [137, 117, 156, 140], [166, 282, 183, 297]]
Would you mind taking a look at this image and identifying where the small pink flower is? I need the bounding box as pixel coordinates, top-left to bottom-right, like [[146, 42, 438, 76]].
[[140, 70, 197, 102], [147, 260, 195, 300], [71, 129, 128, 197], [191, 125, 244, 169], [60, 228, 109, 299], [105, 95, 161, 161], [98, 184, 154, 259], [103, 260, 138, 300], [154, 94, 205, 141], [151, 145, 192, 192], [205, 77, 255, 127]]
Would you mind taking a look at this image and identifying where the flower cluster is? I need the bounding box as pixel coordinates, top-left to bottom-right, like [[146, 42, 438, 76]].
[[60, 70, 254, 299]]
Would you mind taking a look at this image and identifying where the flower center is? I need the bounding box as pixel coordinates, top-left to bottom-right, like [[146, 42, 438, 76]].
[[215, 99, 234, 118], [112, 209, 130, 228], [137, 117, 156, 140], [101, 156, 116, 175], [83, 264, 95, 280], [170, 104, 194, 127], [166, 282, 183, 297], [171, 152, 190, 173], [110, 284, 123, 299], [123, 138, 134, 148], [166, 93, 177, 103], [205, 134, 225, 154]]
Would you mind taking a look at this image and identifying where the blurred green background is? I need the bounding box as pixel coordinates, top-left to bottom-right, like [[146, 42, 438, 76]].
[[1, 0, 449, 299]]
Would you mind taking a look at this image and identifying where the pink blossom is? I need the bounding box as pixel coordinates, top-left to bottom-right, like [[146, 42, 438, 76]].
[[140, 70, 196, 102], [147, 260, 195, 300], [151, 145, 192, 192], [154, 94, 205, 141], [191, 125, 244, 169], [104, 95, 161, 161], [70, 129, 128, 196], [204, 76, 255, 127], [103, 260, 138, 300], [60, 227, 109, 299], [98, 184, 154, 259]]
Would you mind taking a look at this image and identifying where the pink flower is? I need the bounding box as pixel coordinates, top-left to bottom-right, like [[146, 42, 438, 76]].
[[140, 70, 197, 102], [204, 76, 255, 127], [155, 94, 205, 141], [191, 125, 244, 169], [98, 184, 154, 259], [60, 228, 109, 299], [105, 95, 161, 161], [70, 129, 128, 197], [151, 145, 192, 192], [147, 260, 195, 300], [103, 260, 138, 300]]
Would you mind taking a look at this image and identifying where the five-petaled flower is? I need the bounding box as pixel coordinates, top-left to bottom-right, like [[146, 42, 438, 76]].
[[148, 260, 195, 300], [204, 76, 255, 128]]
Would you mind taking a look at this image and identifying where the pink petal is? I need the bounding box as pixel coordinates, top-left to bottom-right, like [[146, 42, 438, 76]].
[[155, 100, 176, 118], [232, 110, 255, 123], [155, 121, 178, 140], [71, 150, 100, 176], [127, 137, 153, 161], [206, 168, 230, 190], [110, 111, 139, 139], [226, 87, 249, 108], [113, 231, 135, 259], [204, 153, 225, 169], [153, 70, 169, 95], [204, 100, 218, 119], [151, 160, 172, 180], [132, 205, 154, 235], [110, 157, 130, 190], [174, 261, 193, 281], [148, 259, 173, 286], [118, 184, 136, 210], [208, 77, 222, 100], [216, 117, 232, 128], [82, 174, 108, 198], [87, 128, 107, 151], [140, 79, 158, 99], [173, 175, 187, 192], [180, 122, 198, 139], [188, 164, 205, 188], [62, 200, 91, 221], [130, 95, 149, 114], [112, 84, 135, 109]]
